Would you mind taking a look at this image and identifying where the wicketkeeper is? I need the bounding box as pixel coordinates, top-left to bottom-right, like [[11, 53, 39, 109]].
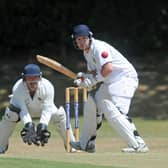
[[70, 24, 149, 153], [0, 64, 75, 154]]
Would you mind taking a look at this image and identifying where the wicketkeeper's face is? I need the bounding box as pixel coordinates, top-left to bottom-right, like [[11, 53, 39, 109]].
[[25, 76, 40, 92], [75, 36, 90, 51]]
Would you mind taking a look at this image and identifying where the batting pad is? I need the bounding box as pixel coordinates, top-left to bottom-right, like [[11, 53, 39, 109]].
[[103, 99, 139, 148], [0, 116, 17, 152], [80, 95, 97, 150], [51, 106, 75, 146]]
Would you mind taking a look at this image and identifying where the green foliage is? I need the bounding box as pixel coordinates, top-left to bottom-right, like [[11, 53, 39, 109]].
[[0, 1, 168, 58]]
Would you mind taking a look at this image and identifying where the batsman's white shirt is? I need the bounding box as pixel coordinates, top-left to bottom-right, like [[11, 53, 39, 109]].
[[10, 78, 57, 125], [84, 38, 138, 98]]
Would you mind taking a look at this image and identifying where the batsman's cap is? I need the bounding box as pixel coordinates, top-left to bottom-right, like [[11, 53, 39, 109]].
[[71, 24, 93, 39], [22, 64, 41, 77]]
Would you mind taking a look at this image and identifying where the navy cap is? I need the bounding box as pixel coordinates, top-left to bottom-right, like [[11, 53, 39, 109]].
[[22, 64, 41, 77]]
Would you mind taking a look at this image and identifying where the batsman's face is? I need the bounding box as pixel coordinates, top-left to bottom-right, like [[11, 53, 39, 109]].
[[75, 36, 90, 51], [25, 76, 40, 92]]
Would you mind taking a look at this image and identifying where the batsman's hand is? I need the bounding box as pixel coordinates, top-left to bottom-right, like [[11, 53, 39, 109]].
[[74, 72, 97, 90], [36, 123, 51, 146], [20, 122, 40, 146]]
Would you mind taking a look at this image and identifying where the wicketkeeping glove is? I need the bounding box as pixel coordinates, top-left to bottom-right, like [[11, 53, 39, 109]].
[[36, 123, 51, 146], [20, 122, 39, 146]]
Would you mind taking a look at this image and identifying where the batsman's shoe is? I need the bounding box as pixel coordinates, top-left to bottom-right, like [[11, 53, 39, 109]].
[[85, 143, 96, 153], [0, 145, 8, 154], [122, 144, 149, 153], [70, 141, 82, 150], [70, 141, 95, 153], [0, 149, 5, 154]]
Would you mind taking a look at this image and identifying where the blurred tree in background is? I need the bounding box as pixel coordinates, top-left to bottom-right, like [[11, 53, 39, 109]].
[[0, 0, 168, 119], [0, 0, 167, 59]]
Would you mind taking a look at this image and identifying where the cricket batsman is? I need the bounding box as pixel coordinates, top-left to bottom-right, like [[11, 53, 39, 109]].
[[70, 24, 149, 153]]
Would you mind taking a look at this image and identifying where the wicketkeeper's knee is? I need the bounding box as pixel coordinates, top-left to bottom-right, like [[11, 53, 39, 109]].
[[4, 104, 20, 122]]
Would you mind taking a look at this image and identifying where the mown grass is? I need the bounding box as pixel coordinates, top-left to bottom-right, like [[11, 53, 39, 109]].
[[0, 157, 116, 168], [0, 118, 168, 168]]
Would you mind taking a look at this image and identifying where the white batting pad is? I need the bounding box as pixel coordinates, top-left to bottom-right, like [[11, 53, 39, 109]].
[[51, 106, 75, 146], [80, 95, 97, 150], [0, 116, 17, 152], [103, 99, 139, 148]]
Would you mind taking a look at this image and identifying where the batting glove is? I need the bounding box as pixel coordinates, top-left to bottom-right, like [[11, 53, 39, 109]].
[[74, 74, 97, 90], [76, 72, 97, 80]]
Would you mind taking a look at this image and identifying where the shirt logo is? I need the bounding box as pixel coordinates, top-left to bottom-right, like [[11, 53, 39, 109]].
[[101, 51, 108, 58]]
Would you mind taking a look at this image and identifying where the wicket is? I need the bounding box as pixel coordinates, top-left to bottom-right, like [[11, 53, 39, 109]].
[[65, 87, 87, 152]]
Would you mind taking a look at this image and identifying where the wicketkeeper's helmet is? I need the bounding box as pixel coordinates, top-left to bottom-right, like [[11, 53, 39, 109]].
[[22, 64, 42, 78]]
